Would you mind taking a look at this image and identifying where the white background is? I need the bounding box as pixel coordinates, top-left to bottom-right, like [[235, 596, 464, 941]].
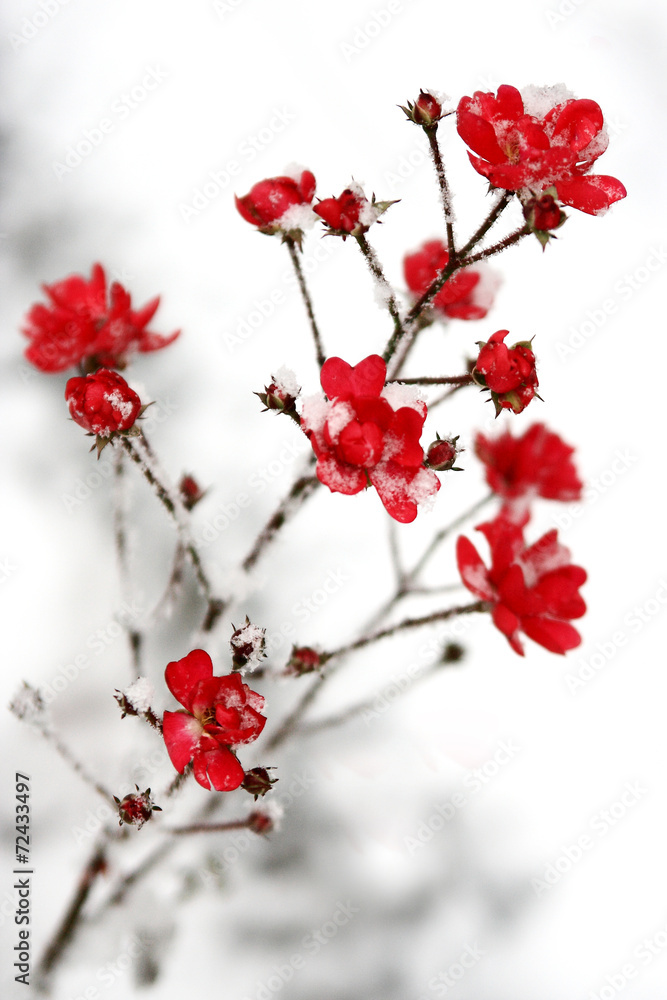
[[1, 1, 666, 998]]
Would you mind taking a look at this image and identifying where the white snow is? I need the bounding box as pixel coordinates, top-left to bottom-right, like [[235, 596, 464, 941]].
[[278, 202, 317, 231], [271, 365, 300, 397], [381, 382, 425, 413], [521, 83, 575, 118], [122, 676, 155, 714]]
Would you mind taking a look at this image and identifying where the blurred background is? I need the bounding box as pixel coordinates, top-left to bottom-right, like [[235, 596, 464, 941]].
[[2, 0, 666, 997]]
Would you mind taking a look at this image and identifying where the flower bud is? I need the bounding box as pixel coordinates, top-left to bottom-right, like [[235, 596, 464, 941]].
[[473, 330, 539, 416], [522, 189, 567, 248], [426, 435, 461, 471], [400, 90, 446, 127], [65, 368, 142, 446], [248, 801, 283, 836], [178, 474, 206, 510], [314, 185, 396, 238], [284, 646, 324, 676], [241, 767, 279, 800], [114, 787, 161, 829], [230, 617, 266, 672], [441, 642, 466, 664]]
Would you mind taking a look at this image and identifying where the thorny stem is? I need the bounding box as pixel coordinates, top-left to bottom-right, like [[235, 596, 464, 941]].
[[386, 374, 473, 386], [286, 236, 326, 368], [458, 190, 513, 256], [242, 466, 319, 573], [425, 126, 455, 254], [354, 233, 404, 344], [460, 223, 530, 267], [119, 435, 225, 633], [386, 193, 517, 374], [267, 600, 490, 752]]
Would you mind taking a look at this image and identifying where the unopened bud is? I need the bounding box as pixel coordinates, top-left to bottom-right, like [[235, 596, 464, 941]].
[[230, 616, 266, 672], [114, 786, 161, 829], [241, 767, 279, 800], [426, 435, 461, 471], [284, 646, 324, 676]]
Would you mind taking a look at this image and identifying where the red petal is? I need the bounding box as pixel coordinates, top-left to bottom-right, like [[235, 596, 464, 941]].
[[193, 746, 245, 791], [163, 711, 202, 772], [492, 603, 524, 656], [165, 649, 213, 711], [521, 616, 582, 654], [316, 455, 367, 495], [456, 536, 494, 600], [555, 175, 627, 215], [321, 355, 386, 401]]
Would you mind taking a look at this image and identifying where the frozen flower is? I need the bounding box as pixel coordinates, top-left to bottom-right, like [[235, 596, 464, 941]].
[[162, 649, 266, 792], [472, 330, 538, 415], [114, 787, 161, 829], [314, 184, 394, 237], [301, 355, 440, 523], [456, 84, 626, 215], [65, 368, 142, 438], [457, 515, 587, 655], [22, 262, 179, 373], [235, 168, 316, 240]]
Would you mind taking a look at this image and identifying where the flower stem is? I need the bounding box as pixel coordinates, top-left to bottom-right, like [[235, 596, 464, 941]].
[[458, 190, 513, 256], [242, 466, 319, 574], [119, 435, 225, 632], [386, 374, 473, 386], [286, 236, 326, 368], [425, 125, 455, 254], [166, 817, 254, 834], [354, 233, 404, 343], [460, 223, 530, 267]]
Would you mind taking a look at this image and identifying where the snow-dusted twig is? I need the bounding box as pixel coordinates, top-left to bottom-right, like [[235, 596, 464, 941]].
[[285, 236, 326, 367], [425, 125, 456, 254], [354, 233, 404, 343], [242, 465, 319, 573]]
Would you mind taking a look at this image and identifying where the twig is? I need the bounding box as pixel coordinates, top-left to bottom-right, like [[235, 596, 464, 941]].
[[166, 818, 254, 834], [458, 190, 512, 256], [386, 375, 473, 386], [354, 233, 404, 344], [425, 125, 455, 254], [242, 466, 319, 574], [459, 224, 530, 267], [36, 842, 108, 989], [286, 236, 326, 367], [112, 449, 143, 676], [119, 435, 225, 632]]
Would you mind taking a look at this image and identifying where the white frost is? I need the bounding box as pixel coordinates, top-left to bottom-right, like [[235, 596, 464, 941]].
[[123, 677, 155, 714]]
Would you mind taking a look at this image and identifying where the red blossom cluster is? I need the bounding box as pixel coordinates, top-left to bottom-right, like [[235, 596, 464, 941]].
[[456, 84, 626, 215], [457, 517, 587, 656], [162, 649, 266, 792], [23, 262, 179, 373], [300, 355, 440, 523], [403, 239, 494, 321]]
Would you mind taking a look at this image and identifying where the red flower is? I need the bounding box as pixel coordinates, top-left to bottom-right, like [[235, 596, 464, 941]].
[[456, 516, 587, 655], [235, 169, 316, 234], [400, 90, 445, 127], [403, 240, 496, 320], [473, 330, 538, 415], [65, 368, 141, 438], [475, 423, 582, 521], [300, 355, 440, 523], [22, 263, 179, 373], [314, 185, 392, 237], [456, 84, 626, 215], [162, 649, 266, 792]]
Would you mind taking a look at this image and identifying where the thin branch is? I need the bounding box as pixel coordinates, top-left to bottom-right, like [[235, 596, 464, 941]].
[[459, 224, 530, 267], [112, 449, 143, 676], [166, 818, 253, 835], [458, 190, 512, 256], [34, 722, 114, 803], [242, 466, 319, 574], [327, 600, 489, 660], [119, 435, 225, 632], [354, 233, 404, 343], [386, 374, 473, 386], [286, 236, 326, 367], [425, 125, 455, 254], [36, 842, 108, 988]]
